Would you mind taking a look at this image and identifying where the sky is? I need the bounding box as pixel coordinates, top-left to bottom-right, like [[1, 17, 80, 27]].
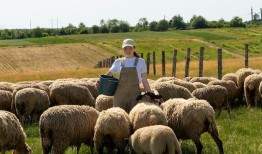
[[0, 0, 261, 29]]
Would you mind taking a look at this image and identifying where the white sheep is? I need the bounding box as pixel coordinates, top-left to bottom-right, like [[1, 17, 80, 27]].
[[129, 125, 182, 154], [39, 105, 99, 154], [152, 82, 194, 101], [160, 98, 224, 154], [192, 82, 207, 89], [235, 68, 253, 103], [14, 88, 50, 124], [222, 73, 239, 87], [189, 77, 219, 84], [244, 74, 262, 108], [192, 85, 230, 117], [95, 94, 113, 112], [94, 107, 131, 154], [129, 102, 167, 131], [0, 110, 31, 154], [0, 90, 12, 112]]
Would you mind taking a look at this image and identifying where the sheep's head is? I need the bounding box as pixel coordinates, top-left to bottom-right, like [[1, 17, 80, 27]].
[[12, 143, 32, 154], [136, 92, 164, 105]]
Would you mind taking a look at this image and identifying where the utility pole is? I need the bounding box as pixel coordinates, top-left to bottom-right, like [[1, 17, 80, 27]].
[[251, 7, 254, 22], [57, 19, 58, 30], [51, 18, 53, 29], [30, 20, 31, 29]]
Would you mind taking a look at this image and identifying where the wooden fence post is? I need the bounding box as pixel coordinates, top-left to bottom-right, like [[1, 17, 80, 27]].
[[146, 53, 150, 74], [153, 51, 156, 76], [185, 48, 191, 77], [172, 49, 177, 77], [141, 53, 144, 59], [217, 48, 223, 79], [162, 51, 165, 76], [245, 44, 249, 68], [199, 47, 204, 77]]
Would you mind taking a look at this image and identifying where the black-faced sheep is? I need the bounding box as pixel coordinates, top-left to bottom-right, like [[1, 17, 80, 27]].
[[0, 110, 31, 154], [94, 107, 131, 154], [39, 105, 99, 154], [14, 88, 50, 124], [49, 82, 95, 106], [129, 125, 182, 154], [160, 98, 224, 154], [244, 74, 262, 108], [192, 85, 230, 117]]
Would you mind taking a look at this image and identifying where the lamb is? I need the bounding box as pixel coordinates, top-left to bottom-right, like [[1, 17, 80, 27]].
[[14, 88, 50, 124], [39, 105, 99, 154], [129, 125, 182, 154], [95, 94, 113, 112], [129, 102, 167, 131], [208, 80, 239, 106], [152, 82, 194, 101], [94, 107, 131, 154], [0, 90, 12, 112], [189, 77, 219, 84], [0, 110, 31, 154], [244, 74, 262, 108], [160, 98, 224, 154], [49, 82, 95, 106], [192, 85, 230, 117]]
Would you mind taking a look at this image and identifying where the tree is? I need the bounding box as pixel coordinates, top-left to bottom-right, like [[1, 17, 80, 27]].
[[110, 25, 120, 33], [230, 16, 245, 27], [99, 25, 109, 33], [170, 15, 186, 29], [65, 23, 77, 35], [136, 18, 149, 31], [119, 21, 130, 32], [190, 15, 208, 29], [32, 27, 43, 38], [92, 25, 99, 34], [78, 22, 88, 34], [156, 19, 169, 31], [149, 21, 158, 31]]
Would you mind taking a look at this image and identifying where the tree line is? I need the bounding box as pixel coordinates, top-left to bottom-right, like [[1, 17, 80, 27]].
[[0, 15, 261, 40]]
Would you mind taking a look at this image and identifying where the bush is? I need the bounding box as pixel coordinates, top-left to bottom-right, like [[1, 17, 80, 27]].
[[156, 19, 169, 31]]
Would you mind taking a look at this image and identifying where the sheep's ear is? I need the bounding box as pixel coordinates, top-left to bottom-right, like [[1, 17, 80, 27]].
[[136, 94, 143, 101]]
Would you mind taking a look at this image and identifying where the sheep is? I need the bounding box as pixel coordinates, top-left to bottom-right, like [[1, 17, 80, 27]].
[[39, 105, 99, 154], [0, 90, 12, 112], [95, 94, 113, 112], [208, 80, 239, 107], [129, 102, 167, 132], [14, 88, 50, 124], [160, 98, 224, 154], [235, 68, 253, 103], [129, 125, 182, 154], [259, 82, 262, 98], [192, 85, 230, 117], [155, 77, 176, 83], [251, 69, 262, 74], [164, 79, 197, 92], [189, 77, 219, 84], [193, 82, 207, 89], [0, 110, 31, 154], [94, 107, 131, 154], [49, 82, 95, 107], [151, 82, 194, 101], [139, 79, 156, 92], [39, 80, 55, 87], [0, 82, 14, 92], [75, 81, 99, 99], [244, 74, 262, 108], [222, 73, 239, 87]]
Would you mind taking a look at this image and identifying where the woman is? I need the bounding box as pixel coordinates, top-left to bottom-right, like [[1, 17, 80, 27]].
[[96, 38, 152, 113]]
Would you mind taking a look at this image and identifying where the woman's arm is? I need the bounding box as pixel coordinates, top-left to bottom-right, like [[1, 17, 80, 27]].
[[141, 72, 152, 92]]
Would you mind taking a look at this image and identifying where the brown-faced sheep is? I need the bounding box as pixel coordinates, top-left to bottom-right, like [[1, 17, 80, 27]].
[[152, 82, 194, 101], [160, 98, 224, 154], [94, 107, 131, 154], [244, 74, 262, 108], [129, 102, 167, 132], [189, 77, 219, 84], [129, 125, 182, 154], [192, 85, 230, 117], [14, 88, 50, 124], [0, 110, 31, 154], [49, 82, 95, 107], [39, 105, 99, 154], [95, 94, 113, 112], [0, 90, 12, 112]]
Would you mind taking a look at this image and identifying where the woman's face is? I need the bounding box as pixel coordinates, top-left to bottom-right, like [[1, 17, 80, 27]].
[[123, 46, 134, 57]]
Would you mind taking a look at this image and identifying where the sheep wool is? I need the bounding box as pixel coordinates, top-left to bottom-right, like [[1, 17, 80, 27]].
[[160, 98, 224, 154], [129, 125, 182, 154], [0, 90, 12, 112], [39, 105, 99, 154], [95, 94, 113, 112], [0, 110, 31, 154], [94, 107, 131, 154], [244, 74, 262, 108], [189, 77, 219, 84]]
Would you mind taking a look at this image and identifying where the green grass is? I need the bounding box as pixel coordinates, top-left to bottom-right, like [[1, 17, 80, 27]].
[[5, 107, 261, 154]]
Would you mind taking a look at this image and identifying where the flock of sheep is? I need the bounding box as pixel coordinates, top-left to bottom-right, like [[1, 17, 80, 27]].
[[0, 67, 262, 154]]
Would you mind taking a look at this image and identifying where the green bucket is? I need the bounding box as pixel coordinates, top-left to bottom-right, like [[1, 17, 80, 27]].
[[98, 75, 119, 96]]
